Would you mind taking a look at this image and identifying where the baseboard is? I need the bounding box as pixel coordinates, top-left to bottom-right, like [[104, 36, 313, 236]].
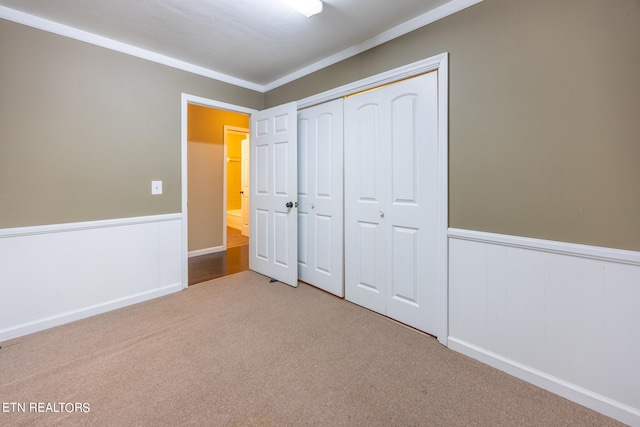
[[447, 229, 640, 426], [189, 246, 224, 258], [449, 334, 640, 426], [0, 214, 184, 342], [0, 283, 182, 343]]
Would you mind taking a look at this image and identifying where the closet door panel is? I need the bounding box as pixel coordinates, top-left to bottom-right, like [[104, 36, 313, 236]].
[[345, 71, 440, 336], [390, 225, 419, 304], [390, 94, 419, 205], [297, 99, 344, 297], [297, 118, 312, 273], [385, 72, 440, 334], [345, 95, 387, 313]]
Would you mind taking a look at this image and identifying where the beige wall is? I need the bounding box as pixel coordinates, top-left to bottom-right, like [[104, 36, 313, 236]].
[[187, 105, 249, 251], [0, 18, 262, 229], [3, 1, 640, 252], [265, 0, 640, 252]]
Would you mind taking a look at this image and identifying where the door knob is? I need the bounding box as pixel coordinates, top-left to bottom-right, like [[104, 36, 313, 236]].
[[379, 211, 385, 218], [286, 201, 293, 208]]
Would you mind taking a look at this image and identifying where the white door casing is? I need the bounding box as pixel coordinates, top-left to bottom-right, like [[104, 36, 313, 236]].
[[297, 99, 344, 297], [249, 102, 298, 287], [345, 71, 440, 335], [241, 138, 250, 237]]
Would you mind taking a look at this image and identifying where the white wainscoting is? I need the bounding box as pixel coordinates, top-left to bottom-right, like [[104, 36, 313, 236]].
[[0, 214, 183, 342], [448, 228, 640, 427]]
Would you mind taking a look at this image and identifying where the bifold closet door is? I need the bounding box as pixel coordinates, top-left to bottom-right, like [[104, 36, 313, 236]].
[[344, 72, 439, 335], [297, 99, 344, 297]]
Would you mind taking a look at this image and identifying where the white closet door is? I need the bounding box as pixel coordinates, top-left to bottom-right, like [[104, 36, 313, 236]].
[[344, 96, 387, 313], [249, 102, 298, 287], [345, 72, 440, 335], [297, 99, 344, 297]]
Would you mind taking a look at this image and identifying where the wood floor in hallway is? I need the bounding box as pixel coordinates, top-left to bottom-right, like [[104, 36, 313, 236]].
[[188, 228, 249, 286]]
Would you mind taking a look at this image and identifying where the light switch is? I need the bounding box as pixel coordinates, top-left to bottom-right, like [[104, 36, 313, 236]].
[[151, 181, 163, 195]]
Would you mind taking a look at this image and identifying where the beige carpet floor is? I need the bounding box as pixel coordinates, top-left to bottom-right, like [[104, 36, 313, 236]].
[[0, 271, 625, 426]]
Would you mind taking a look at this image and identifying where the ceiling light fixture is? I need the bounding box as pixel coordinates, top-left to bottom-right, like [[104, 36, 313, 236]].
[[281, 0, 323, 18]]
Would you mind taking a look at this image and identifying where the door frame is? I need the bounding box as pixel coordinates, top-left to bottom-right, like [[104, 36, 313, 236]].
[[223, 125, 249, 249], [180, 94, 257, 289], [297, 53, 449, 345]]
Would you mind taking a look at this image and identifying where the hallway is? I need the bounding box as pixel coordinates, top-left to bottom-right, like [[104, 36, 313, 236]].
[[188, 228, 249, 286]]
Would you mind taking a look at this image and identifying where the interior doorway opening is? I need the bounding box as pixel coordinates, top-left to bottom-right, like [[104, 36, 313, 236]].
[[223, 125, 250, 242], [186, 103, 251, 285]]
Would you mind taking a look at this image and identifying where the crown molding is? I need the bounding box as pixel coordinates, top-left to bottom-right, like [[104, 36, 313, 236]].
[[0, 5, 264, 92], [263, 0, 482, 91], [1, 0, 483, 93]]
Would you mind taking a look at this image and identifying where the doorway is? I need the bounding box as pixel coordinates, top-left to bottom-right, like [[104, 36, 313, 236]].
[[223, 125, 249, 244], [184, 100, 252, 285]]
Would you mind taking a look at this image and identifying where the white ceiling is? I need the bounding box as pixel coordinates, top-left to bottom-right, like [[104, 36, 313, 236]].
[[0, 0, 476, 91]]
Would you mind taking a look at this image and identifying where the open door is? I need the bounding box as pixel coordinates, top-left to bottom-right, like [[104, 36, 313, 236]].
[[249, 102, 298, 287], [241, 137, 250, 237]]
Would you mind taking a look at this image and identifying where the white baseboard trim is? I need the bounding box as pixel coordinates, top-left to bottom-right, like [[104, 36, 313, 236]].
[[0, 283, 182, 343], [189, 246, 224, 258], [448, 338, 640, 426]]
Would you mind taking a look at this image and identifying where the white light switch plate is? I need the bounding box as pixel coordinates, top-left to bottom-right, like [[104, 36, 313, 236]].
[[151, 181, 163, 195]]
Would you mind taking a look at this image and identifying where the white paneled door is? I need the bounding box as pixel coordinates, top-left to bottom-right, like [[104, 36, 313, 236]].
[[249, 102, 298, 287], [297, 99, 344, 297], [241, 138, 250, 237], [345, 72, 440, 335]]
